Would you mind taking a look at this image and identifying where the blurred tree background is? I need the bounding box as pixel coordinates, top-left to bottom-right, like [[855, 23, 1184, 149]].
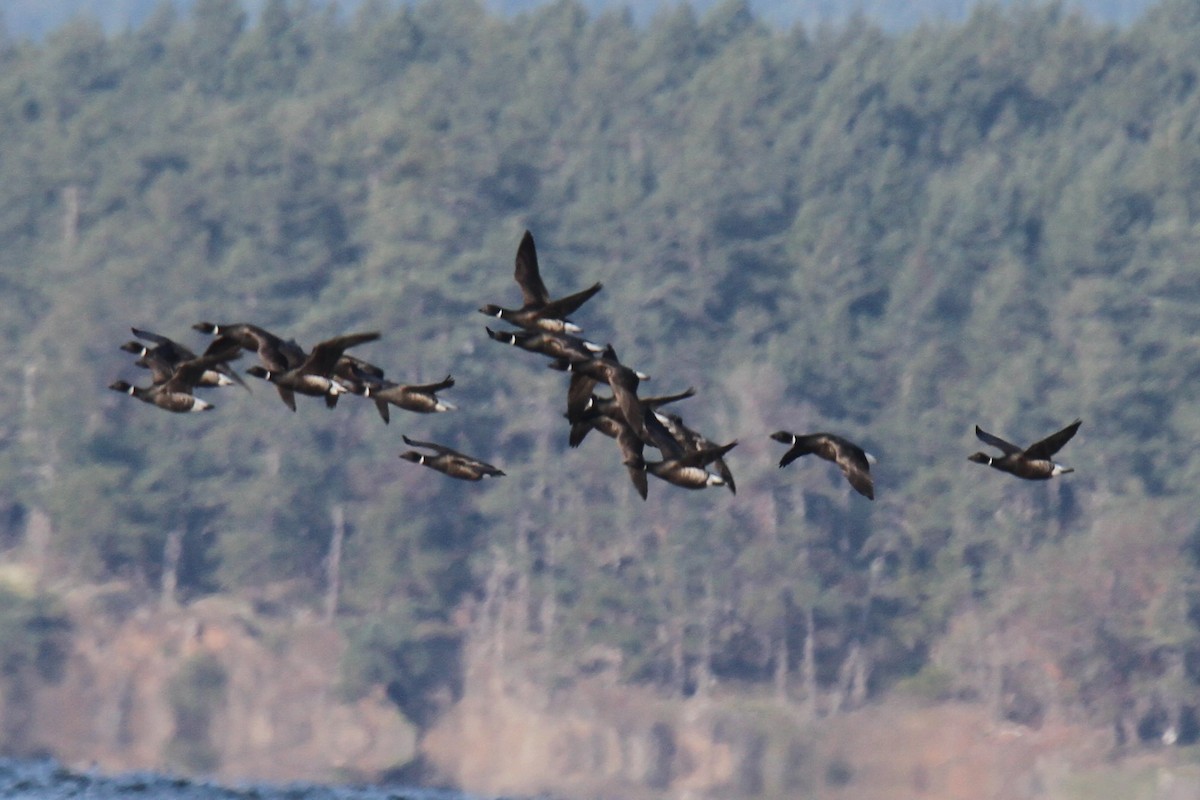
[[2, 0, 1200, 751], [0, 0, 1162, 40]]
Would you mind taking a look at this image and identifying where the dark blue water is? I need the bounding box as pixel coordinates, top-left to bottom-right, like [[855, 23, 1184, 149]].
[[0, 758, 492, 800]]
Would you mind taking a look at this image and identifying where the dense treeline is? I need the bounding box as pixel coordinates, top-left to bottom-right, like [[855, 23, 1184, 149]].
[[4, 0, 1200, 751]]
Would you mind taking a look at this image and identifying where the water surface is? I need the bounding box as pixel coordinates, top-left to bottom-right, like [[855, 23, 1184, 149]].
[[0, 758, 490, 800]]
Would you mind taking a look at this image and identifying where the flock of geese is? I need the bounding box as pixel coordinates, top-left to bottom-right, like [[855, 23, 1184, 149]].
[[110, 231, 1082, 499]]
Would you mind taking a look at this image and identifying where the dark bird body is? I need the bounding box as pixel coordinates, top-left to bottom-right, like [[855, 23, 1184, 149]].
[[332, 354, 387, 389], [485, 326, 602, 362], [193, 321, 306, 372], [627, 441, 739, 496], [968, 419, 1081, 480], [656, 411, 736, 494], [568, 387, 695, 448], [121, 327, 247, 390], [549, 345, 679, 456], [399, 436, 505, 481], [245, 331, 380, 410], [109, 351, 240, 413], [771, 431, 875, 500], [352, 375, 456, 423], [479, 230, 602, 332]]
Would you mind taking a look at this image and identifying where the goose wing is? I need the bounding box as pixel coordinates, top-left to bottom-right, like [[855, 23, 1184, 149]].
[[514, 230, 550, 307], [614, 424, 649, 500], [136, 354, 177, 385], [236, 326, 303, 372], [673, 441, 737, 469], [303, 332, 380, 376], [162, 351, 241, 392], [337, 354, 386, 382], [840, 462, 875, 500], [535, 282, 603, 320], [132, 327, 187, 349], [201, 335, 250, 390], [658, 411, 734, 492], [1023, 419, 1082, 460], [974, 426, 1023, 455], [606, 369, 681, 458], [131, 328, 196, 363], [275, 386, 297, 412], [826, 438, 875, 500], [401, 434, 451, 454], [640, 406, 685, 459], [643, 387, 696, 409], [401, 435, 473, 460], [565, 371, 599, 423]]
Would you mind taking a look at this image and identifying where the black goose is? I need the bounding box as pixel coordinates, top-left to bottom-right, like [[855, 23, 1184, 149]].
[[399, 435, 505, 481], [479, 230, 602, 333], [626, 441, 739, 495], [351, 375, 456, 423], [567, 387, 695, 447], [655, 411, 737, 495], [329, 356, 387, 397], [485, 326, 603, 362], [245, 331, 380, 410], [122, 327, 247, 390], [333, 354, 387, 387], [109, 351, 240, 413], [968, 419, 1081, 480], [192, 321, 306, 372], [549, 345, 678, 457], [771, 431, 875, 500]]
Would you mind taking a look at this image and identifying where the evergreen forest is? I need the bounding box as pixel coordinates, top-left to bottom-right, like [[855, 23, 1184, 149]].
[[3, 0, 1200, 754]]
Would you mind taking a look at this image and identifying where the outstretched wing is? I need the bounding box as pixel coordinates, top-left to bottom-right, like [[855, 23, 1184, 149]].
[[131, 327, 195, 363], [131, 327, 179, 347], [303, 332, 380, 376], [401, 435, 462, 458], [841, 463, 875, 500], [614, 425, 649, 500], [974, 426, 1022, 455], [1023, 419, 1082, 460], [674, 441, 737, 469], [164, 351, 241, 392], [828, 439, 875, 500], [536, 282, 603, 320], [514, 230, 550, 308]]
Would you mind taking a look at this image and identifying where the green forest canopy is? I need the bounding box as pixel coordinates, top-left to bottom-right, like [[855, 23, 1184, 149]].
[[1, 0, 1199, 745]]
